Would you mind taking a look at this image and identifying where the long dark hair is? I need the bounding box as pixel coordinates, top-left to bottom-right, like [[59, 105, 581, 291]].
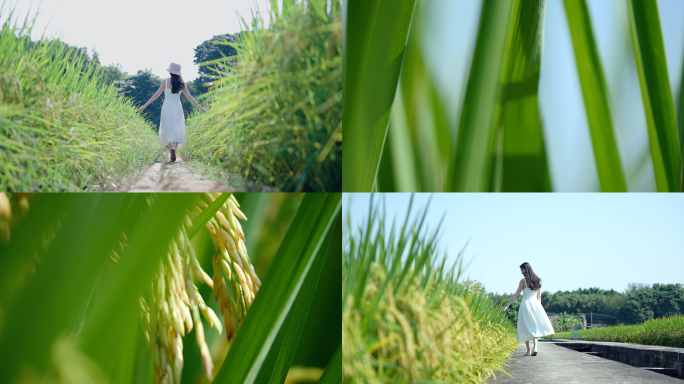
[[520, 262, 542, 290], [170, 74, 185, 94]]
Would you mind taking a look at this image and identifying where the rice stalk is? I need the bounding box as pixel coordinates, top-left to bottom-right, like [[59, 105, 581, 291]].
[[343, 195, 517, 383]]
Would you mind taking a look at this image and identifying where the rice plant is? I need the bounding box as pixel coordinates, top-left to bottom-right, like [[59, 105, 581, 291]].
[[0, 2, 160, 192], [0, 192, 342, 384], [343, 195, 518, 382], [545, 315, 684, 348], [343, 0, 684, 192], [181, 0, 342, 192]]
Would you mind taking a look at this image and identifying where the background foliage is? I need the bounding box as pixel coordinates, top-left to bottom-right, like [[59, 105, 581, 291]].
[[489, 284, 684, 326]]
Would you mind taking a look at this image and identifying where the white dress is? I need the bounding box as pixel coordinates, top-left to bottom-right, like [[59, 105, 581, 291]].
[[517, 279, 555, 341], [158, 78, 185, 147]]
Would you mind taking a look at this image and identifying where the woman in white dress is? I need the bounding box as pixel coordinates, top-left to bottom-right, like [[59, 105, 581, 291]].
[[139, 63, 206, 162], [503, 262, 555, 356]]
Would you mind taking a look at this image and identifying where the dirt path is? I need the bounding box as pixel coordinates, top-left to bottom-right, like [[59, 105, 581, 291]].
[[121, 153, 255, 192]]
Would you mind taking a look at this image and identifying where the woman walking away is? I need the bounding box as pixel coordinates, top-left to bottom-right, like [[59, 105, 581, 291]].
[[503, 262, 554, 356], [139, 63, 206, 162]]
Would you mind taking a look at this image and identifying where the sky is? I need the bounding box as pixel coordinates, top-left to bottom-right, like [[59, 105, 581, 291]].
[[3, 0, 274, 81], [421, 0, 684, 192], [343, 193, 684, 296]]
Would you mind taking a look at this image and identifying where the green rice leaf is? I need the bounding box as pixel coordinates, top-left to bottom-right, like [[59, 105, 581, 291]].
[[627, 0, 682, 192], [317, 344, 341, 384], [253, 215, 337, 384], [494, 0, 552, 192], [212, 193, 341, 384], [446, 0, 514, 192], [342, 0, 417, 192], [187, 193, 231, 240], [563, 0, 626, 192], [79, 194, 197, 373]]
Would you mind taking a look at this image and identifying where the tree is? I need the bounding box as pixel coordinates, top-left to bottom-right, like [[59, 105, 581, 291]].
[[118, 70, 163, 130], [99, 63, 128, 87], [193, 33, 238, 95]]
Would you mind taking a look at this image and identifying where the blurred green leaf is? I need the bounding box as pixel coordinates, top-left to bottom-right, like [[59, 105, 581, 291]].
[[317, 344, 341, 384], [213, 193, 341, 383], [564, 0, 626, 192], [342, 0, 417, 192], [0, 194, 150, 381], [494, 0, 551, 192], [627, 0, 682, 192], [446, 0, 514, 191]]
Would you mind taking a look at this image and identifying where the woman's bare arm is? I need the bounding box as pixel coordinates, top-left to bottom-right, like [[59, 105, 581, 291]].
[[537, 287, 541, 302], [181, 78, 206, 113], [139, 79, 166, 113], [504, 279, 525, 311]]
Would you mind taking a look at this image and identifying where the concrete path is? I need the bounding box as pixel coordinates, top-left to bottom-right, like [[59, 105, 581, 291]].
[[487, 342, 682, 383], [121, 153, 264, 192]]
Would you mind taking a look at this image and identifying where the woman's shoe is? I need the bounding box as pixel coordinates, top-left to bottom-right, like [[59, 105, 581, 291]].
[[532, 347, 538, 356], [524, 351, 532, 356], [171, 149, 176, 162]]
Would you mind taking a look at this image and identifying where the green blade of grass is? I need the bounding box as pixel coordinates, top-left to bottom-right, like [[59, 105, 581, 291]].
[[627, 0, 682, 192], [342, 0, 417, 192], [253, 216, 338, 384], [317, 344, 341, 384], [446, 0, 514, 192], [78, 194, 197, 374], [187, 193, 231, 240], [494, 0, 552, 192], [212, 193, 341, 384], [563, 0, 626, 192]]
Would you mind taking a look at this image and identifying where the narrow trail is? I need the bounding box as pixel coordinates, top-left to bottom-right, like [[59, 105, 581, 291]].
[[120, 153, 262, 192], [487, 342, 681, 383]]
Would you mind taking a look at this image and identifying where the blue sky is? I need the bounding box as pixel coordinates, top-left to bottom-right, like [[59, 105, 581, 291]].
[[2, 0, 273, 81], [343, 193, 684, 295]]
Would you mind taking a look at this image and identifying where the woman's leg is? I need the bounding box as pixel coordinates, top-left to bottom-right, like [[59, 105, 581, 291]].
[[533, 337, 539, 349], [167, 143, 173, 151], [525, 341, 530, 351]]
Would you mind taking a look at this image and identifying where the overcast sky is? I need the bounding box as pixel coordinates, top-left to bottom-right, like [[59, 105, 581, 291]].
[[344, 193, 684, 295], [3, 0, 273, 81]]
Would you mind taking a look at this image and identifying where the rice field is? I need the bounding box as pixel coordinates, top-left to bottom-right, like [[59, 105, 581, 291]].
[[0, 2, 160, 192], [181, 0, 342, 192], [343, 195, 518, 383], [544, 315, 684, 348]]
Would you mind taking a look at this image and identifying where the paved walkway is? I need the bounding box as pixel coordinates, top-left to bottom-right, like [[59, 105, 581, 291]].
[[487, 342, 682, 383], [121, 154, 265, 192]]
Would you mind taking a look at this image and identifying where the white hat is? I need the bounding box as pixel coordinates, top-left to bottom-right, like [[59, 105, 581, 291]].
[[166, 62, 182, 76]]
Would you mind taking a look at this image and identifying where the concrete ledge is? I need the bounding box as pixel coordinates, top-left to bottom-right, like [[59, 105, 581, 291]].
[[551, 340, 684, 379]]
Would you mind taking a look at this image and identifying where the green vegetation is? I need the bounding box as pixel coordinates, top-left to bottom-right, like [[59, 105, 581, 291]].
[[551, 312, 585, 332], [0, 192, 341, 383], [343, 196, 517, 382], [345, 0, 684, 192], [0, 3, 160, 191], [490, 284, 684, 327], [182, 0, 342, 192], [545, 315, 684, 348]]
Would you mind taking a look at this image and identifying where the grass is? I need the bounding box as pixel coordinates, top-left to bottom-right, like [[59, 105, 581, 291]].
[[0, 2, 160, 191], [181, 0, 342, 192], [346, 0, 684, 192], [543, 315, 684, 348], [0, 192, 342, 383], [343, 195, 518, 382]]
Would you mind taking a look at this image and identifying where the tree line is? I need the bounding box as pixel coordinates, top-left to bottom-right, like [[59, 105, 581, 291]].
[[488, 284, 684, 326]]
